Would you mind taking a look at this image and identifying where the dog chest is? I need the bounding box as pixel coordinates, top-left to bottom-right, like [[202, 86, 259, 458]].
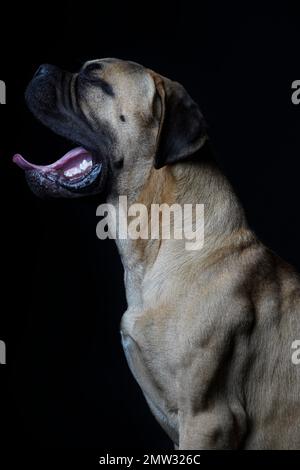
[[120, 318, 179, 444]]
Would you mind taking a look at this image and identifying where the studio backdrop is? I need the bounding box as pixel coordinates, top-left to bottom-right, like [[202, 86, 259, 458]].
[[0, 2, 300, 451]]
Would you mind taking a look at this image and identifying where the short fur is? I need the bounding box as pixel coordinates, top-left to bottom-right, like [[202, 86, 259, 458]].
[[22, 59, 300, 449]]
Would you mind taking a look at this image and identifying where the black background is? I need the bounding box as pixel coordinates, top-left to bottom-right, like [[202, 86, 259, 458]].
[[1, 1, 300, 451]]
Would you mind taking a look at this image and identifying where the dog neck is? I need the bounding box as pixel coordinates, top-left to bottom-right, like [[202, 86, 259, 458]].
[[107, 145, 252, 306]]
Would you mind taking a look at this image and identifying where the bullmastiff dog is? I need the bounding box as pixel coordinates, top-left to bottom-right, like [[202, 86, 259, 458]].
[[13, 58, 300, 449]]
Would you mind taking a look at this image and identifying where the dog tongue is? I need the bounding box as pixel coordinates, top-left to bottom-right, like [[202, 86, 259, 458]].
[[13, 147, 93, 178]]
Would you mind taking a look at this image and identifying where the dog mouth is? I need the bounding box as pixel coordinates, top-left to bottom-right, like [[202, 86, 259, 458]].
[[13, 146, 104, 198], [13, 146, 93, 177], [12, 64, 109, 198]]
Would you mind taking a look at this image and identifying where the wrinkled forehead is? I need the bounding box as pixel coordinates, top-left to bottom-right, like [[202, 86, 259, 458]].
[[83, 58, 156, 110]]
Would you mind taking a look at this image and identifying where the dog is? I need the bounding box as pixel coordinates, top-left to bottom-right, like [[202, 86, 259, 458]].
[[13, 58, 300, 449]]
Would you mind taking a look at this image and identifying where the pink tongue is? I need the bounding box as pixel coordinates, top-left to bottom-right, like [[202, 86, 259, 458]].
[[13, 147, 92, 173]]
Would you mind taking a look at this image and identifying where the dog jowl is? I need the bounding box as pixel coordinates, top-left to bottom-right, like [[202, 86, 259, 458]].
[[13, 58, 300, 450]]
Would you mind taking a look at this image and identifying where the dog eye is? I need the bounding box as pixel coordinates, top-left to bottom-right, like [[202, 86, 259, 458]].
[[82, 62, 103, 76], [79, 62, 115, 97]]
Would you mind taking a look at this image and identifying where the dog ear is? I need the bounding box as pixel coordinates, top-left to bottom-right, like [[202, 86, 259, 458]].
[[152, 74, 208, 169]]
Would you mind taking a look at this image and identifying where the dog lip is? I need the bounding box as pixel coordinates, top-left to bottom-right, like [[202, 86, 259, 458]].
[[58, 162, 103, 193]]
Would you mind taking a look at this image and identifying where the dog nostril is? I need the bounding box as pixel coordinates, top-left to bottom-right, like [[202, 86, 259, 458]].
[[34, 64, 58, 78], [34, 65, 48, 77]]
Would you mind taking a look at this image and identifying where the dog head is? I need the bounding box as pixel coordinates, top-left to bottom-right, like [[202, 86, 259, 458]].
[[13, 58, 208, 198]]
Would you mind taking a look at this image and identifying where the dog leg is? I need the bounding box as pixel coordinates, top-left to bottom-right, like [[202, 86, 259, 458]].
[[178, 406, 247, 450]]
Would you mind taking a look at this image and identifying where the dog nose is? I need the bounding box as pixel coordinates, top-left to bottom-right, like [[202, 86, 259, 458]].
[[34, 64, 58, 78]]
